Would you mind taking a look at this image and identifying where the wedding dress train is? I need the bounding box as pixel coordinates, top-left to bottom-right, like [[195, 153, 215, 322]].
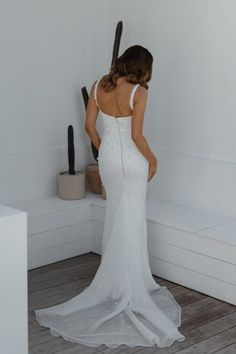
[[35, 79, 186, 348]]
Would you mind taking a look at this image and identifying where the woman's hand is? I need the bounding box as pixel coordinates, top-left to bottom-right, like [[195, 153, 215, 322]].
[[148, 157, 158, 182]]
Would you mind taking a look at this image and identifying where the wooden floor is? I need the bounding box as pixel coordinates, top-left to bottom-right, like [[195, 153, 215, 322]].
[[28, 252, 236, 354]]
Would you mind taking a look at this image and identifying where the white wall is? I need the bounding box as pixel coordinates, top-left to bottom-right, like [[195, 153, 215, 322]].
[[1, 0, 236, 218], [111, 0, 236, 218], [0, 0, 113, 203]]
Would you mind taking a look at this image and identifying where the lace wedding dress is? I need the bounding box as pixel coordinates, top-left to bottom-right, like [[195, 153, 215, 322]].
[[35, 79, 186, 348]]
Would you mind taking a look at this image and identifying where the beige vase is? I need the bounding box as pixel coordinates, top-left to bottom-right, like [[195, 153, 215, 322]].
[[58, 171, 86, 200]]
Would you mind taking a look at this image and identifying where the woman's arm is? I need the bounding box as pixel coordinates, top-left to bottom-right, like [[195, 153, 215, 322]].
[[131, 86, 158, 181], [84, 81, 101, 151], [131, 86, 157, 164]]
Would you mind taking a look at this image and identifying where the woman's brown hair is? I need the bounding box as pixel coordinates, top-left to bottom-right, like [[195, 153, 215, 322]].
[[100, 45, 153, 91]]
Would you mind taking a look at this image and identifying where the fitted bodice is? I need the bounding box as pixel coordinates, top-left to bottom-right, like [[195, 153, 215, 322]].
[[101, 114, 132, 134], [94, 78, 144, 164]]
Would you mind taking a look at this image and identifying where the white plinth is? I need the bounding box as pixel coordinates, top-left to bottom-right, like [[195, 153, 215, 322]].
[[0, 205, 28, 354]]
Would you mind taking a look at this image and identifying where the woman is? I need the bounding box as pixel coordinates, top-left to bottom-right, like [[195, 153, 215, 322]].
[[35, 45, 186, 348]]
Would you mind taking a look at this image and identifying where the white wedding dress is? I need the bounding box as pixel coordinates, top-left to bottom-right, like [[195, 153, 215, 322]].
[[35, 79, 186, 348]]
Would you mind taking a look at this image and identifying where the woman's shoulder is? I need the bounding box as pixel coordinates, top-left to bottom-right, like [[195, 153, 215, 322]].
[[136, 85, 148, 98]]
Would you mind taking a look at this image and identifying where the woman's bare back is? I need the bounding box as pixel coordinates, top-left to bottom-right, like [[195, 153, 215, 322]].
[[96, 77, 139, 118]]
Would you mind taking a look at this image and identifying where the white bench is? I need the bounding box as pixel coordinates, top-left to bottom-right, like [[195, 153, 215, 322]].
[[7, 191, 236, 305]]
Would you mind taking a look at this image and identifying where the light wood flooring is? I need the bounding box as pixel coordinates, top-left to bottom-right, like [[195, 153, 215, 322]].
[[28, 252, 236, 354]]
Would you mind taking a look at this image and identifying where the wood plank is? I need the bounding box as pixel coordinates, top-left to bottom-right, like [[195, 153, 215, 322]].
[[213, 342, 236, 354], [29, 337, 77, 354], [182, 296, 222, 318], [29, 263, 98, 293], [181, 302, 236, 332], [174, 326, 236, 354], [57, 345, 104, 354], [175, 289, 207, 307]]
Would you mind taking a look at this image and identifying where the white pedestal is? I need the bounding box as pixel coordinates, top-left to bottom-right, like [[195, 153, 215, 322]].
[[0, 205, 28, 354]]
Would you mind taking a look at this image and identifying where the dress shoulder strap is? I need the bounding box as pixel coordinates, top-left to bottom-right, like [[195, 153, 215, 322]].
[[93, 79, 100, 108], [129, 83, 140, 110]]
